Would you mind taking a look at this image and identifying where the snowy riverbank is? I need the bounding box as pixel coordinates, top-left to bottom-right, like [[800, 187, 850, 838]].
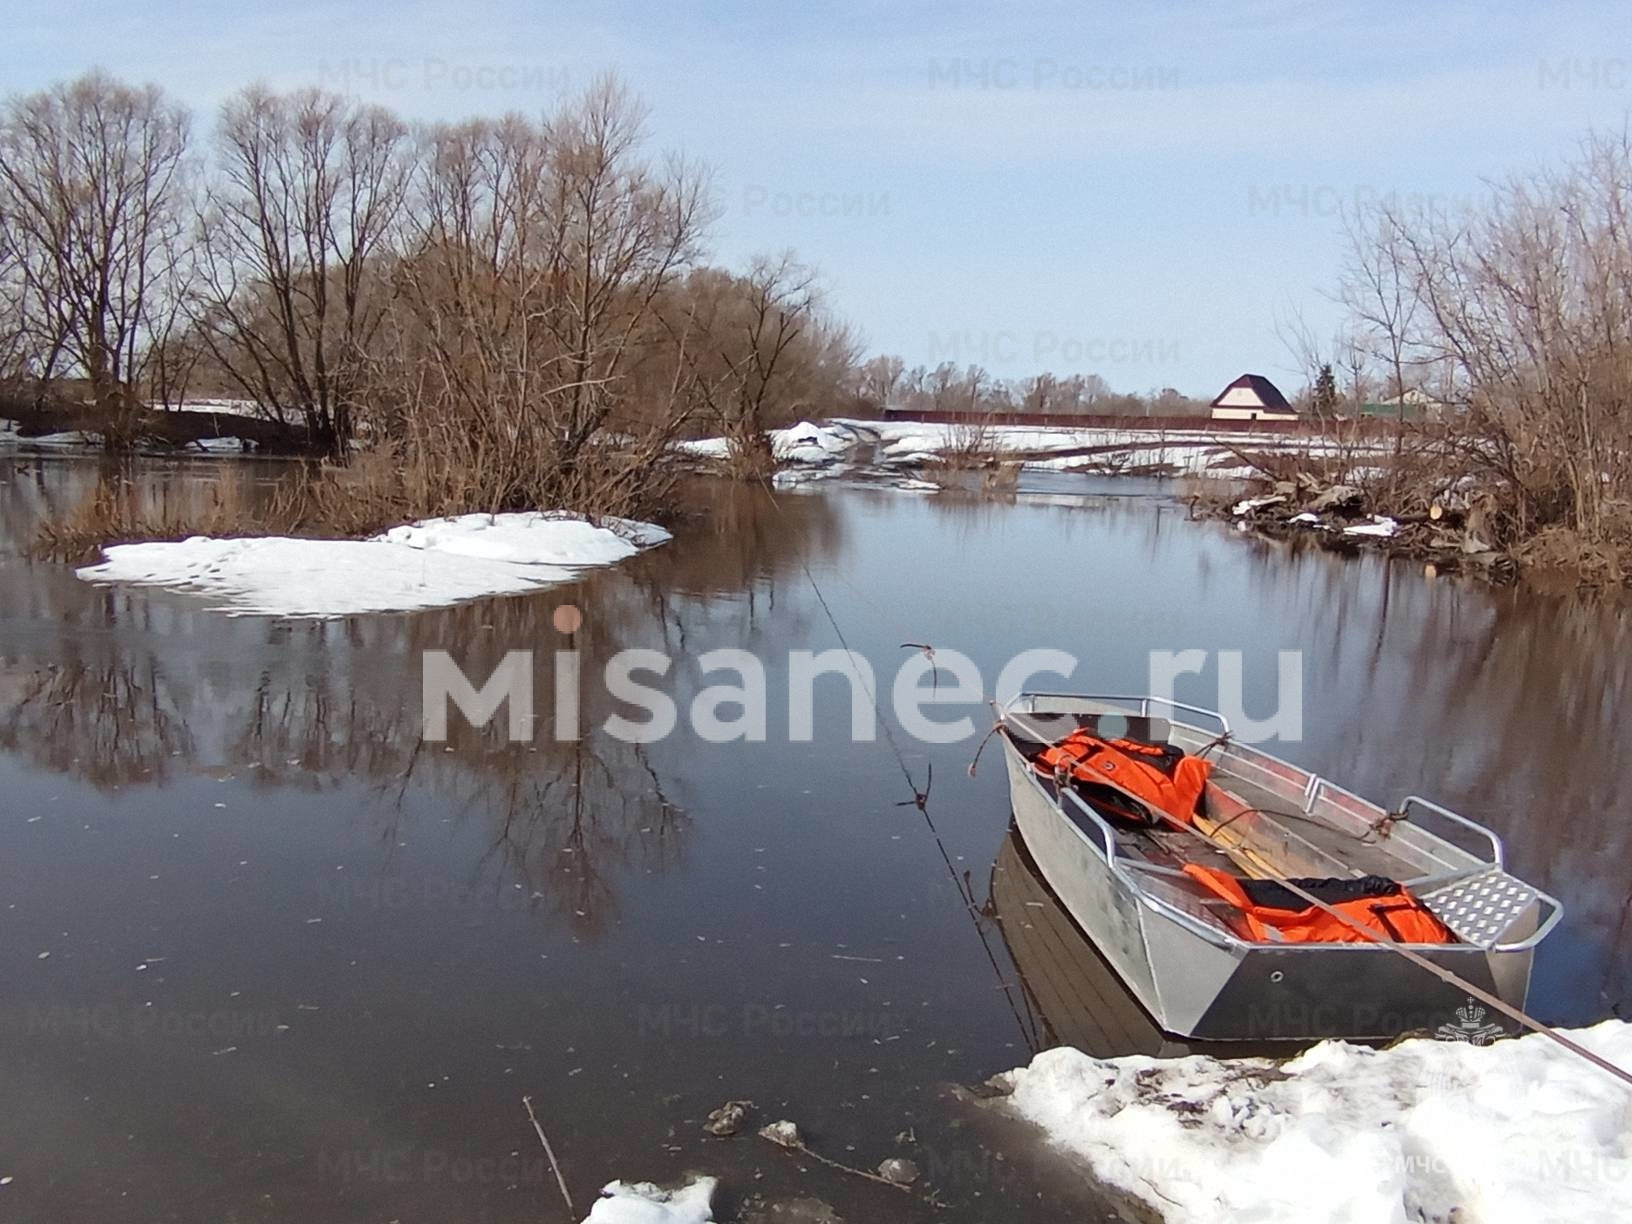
[[996, 1020, 1632, 1224], [581, 1178, 716, 1223], [75, 511, 671, 617]]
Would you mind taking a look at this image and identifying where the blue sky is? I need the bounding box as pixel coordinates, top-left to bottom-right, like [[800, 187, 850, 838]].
[[8, 0, 1631, 396]]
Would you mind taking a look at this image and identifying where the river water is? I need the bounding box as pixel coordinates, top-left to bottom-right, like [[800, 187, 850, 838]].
[[0, 456, 1627, 1223]]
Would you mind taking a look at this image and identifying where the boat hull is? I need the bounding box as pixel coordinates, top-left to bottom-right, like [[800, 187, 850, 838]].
[[1001, 734, 1536, 1041]]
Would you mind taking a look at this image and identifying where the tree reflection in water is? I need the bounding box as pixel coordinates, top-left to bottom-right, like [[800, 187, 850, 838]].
[[0, 463, 846, 941]]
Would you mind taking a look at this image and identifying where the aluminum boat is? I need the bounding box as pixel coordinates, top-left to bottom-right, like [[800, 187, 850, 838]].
[[998, 692, 1562, 1040]]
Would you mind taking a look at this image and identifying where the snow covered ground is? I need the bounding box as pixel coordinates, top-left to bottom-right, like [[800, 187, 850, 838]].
[[672, 416, 1359, 482], [832, 418, 1369, 479], [998, 1021, 1632, 1224], [75, 511, 671, 617], [581, 1177, 716, 1223], [0, 420, 103, 450], [672, 420, 859, 465]]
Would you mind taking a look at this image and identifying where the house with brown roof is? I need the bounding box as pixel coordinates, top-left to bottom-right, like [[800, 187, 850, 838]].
[[1209, 373, 1297, 422]]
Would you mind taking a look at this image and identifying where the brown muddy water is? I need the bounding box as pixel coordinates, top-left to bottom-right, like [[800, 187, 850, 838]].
[[0, 456, 1627, 1223]]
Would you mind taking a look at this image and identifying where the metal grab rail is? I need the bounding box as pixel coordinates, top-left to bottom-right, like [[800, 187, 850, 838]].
[[1056, 787, 1242, 950], [1052, 780, 1556, 954], [1399, 794, 1505, 869], [1494, 895, 1566, 953], [1007, 691, 1232, 737]]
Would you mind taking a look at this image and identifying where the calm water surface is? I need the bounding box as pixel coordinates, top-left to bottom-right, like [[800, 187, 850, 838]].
[[0, 457, 1626, 1222]]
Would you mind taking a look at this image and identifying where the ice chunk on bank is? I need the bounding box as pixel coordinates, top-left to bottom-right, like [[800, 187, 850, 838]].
[[1343, 515, 1399, 538], [582, 1177, 716, 1223], [770, 420, 856, 463], [75, 511, 670, 618], [670, 436, 733, 460], [997, 1021, 1632, 1224]]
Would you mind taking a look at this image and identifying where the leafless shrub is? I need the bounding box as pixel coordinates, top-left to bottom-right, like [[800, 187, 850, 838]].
[[938, 411, 1002, 469], [1343, 131, 1632, 569]]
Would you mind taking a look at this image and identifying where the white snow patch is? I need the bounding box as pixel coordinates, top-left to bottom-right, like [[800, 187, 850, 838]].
[[582, 1177, 715, 1224], [188, 436, 253, 454], [999, 1022, 1632, 1224], [1344, 515, 1399, 538], [674, 421, 858, 466], [1233, 494, 1285, 516], [770, 419, 856, 463], [75, 511, 670, 618], [14, 430, 102, 448], [670, 436, 732, 460]]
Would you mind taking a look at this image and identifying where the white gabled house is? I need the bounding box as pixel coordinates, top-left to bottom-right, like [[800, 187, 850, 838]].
[[1209, 373, 1297, 421]]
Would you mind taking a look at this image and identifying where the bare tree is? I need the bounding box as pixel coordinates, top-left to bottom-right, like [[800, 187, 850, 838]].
[[196, 85, 409, 453], [711, 253, 818, 470], [0, 71, 191, 441], [1340, 205, 1420, 406], [857, 353, 905, 410]]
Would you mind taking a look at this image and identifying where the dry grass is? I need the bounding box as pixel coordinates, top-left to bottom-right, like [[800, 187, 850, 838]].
[[32, 466, 315, 562]]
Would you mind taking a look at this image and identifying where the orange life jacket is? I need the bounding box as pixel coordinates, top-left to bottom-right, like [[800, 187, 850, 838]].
[[1183, 864, 1456, 945], [1036, 730, 1213, 824]]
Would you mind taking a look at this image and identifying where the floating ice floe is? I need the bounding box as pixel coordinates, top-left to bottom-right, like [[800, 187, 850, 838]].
[[75, 511, 671, 618], [998, 1021, 1632, 1224], [581, 1177, 716, 1223]]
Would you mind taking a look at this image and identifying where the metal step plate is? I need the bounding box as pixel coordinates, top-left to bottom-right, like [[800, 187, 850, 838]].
[[1419, 869, 1539, 948]]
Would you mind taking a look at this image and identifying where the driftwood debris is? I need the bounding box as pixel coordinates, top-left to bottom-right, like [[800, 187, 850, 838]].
[[1225, 477, 1513, 577]]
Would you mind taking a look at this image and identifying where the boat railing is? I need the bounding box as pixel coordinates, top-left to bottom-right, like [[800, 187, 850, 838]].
[[1009, 693, 1510, 877], [1057, 782, 1559, 953], [1396, 795, 1505, 870], [1056, 787, 1242, 950], [1008, 691, 1231, 737]]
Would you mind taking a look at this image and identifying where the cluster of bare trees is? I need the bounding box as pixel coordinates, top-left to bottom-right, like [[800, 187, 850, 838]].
[[1, 71, 852, 513], [0, 73, 192, 443], [852, 355, 1202, 418], [1338, 131, 1632, 560]]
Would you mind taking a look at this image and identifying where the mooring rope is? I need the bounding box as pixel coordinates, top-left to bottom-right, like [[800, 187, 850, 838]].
[[754, 479, 1041, 1047]]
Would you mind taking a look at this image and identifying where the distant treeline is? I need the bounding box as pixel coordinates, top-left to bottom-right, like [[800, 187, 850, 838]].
[[0, 71, 1203, 477]]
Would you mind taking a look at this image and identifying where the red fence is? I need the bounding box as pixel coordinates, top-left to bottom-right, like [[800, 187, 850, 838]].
[[877, 408, 1398, 435]]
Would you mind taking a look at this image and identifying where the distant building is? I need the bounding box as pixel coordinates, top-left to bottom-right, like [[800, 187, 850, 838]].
[[1357, 387, 1450, 423], [1209, 373, 1297, 421]]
